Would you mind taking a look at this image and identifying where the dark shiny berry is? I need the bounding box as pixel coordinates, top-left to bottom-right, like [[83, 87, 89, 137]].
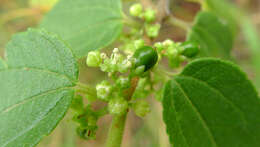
[[181, 41, 199, 58], [134, 46, 158, 71]]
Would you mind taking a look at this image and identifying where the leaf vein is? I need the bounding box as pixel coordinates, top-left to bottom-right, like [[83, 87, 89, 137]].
[[173, 79, 219, 147]]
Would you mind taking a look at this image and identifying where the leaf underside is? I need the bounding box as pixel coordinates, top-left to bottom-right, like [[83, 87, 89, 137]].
[[187, 12, 233, 58], [40, 0, 123, 58], [163, 58, 260, 147], [0, 29, 78, 147]]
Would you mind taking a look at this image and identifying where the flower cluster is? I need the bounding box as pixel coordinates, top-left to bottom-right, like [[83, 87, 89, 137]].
[[87, 48, 135, 74], [129, 3, 161, 38], [153, 39, 199, 68]]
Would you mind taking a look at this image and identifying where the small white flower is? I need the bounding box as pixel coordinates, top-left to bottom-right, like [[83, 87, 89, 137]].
[[113, 48, 119, 53]]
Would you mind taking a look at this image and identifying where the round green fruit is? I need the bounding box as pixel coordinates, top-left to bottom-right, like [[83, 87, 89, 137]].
[[133, 46, 158, 71], [181, 41, 199, 58]]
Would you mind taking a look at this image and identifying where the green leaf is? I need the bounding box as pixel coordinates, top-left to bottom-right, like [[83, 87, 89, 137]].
[[40, 0, 123, 58], [163, 58, 260, 147], [0, 28, 78, 147], [0, 58, 7, 69], [205, 0, 240, 35], [205, 0, 260, 90], [187, 12, 233, 58]]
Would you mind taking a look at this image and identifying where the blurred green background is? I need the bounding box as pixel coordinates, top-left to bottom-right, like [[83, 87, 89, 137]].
[[0, 0, 259, 146]]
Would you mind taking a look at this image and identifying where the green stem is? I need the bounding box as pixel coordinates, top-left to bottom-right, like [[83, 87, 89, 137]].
[[106, 77, 139, 147], [122, 13, 141, 28], [106, 114, 127, 147], [168, 16, 191, 31], [76, 82, 97, 97]]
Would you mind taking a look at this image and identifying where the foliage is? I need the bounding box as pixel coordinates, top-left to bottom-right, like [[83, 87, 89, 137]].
[[0, 0, 259, 147], [0, 29, 78, 146], [187, 11, 233, 58], [163, 58, 260, 147], [40, 0, 123, 58]]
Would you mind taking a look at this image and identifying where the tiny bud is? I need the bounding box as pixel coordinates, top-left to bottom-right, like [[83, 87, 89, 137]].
[[145, 24, 161, 38], [113, 48, 119, 53], [163, 39, 174, 48], [134, 39, 145, 49], [154, 42, 164, 52], [143, 8, 156, 23], [86, 51, 102, 67], [108, 97, 128, 116], [129, 3, 143, 17], [96, 81, 112, 101], [133, 100, 150, 117], [116, 77, 130, 89]]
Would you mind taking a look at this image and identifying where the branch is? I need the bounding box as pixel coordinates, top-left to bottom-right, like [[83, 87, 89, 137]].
[[106, 77, 139, 147]]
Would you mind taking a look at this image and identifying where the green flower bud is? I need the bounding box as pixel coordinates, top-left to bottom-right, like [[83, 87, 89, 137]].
[[76, 126, 97, 140], [145, 24, 160, 38], [154, 42, 164, 52], [143, 8, 156, 23], [180, 41, 199, 58], [133, 100, 150, 117], [130, 3, 143, 17], [86, 51, 102, 67], [134, 39, 145, 49], [108, 97, 128, 116], [162, 39, 174, 48], [116, 77, 130, 89], [96, 81, 112, 101]]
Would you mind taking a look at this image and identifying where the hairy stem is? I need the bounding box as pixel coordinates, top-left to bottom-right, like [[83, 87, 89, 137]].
[[106, 114, 127, 147], [76, 82, 97, 97], [105, 77, 139, 147], [122, 13, 141, 28]]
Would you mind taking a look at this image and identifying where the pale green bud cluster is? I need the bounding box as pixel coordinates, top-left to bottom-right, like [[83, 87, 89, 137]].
[[96, 80, 112, 101], [153, 39, 187, 68], [132, 100, 151, 117], [99, 48, 134, 73], [134, 39, 145, 49], [71, 95, 99, 140], [129, 3, 157, 23], [86, 48, 135, 74], [116, 76, 130, 89], [108, 97, 128, 116], [143, 8, 156, 23], [145, 23, 161, 38], [129, 3, 143, 17]]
